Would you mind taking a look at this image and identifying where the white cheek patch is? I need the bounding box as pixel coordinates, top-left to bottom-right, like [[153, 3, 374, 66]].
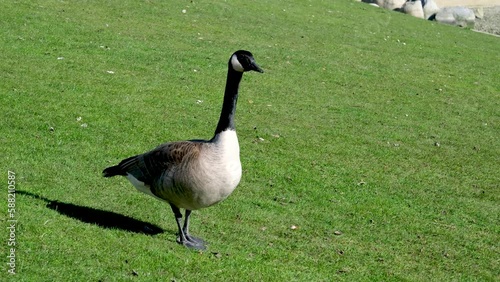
[[231, 55, 245, 72]]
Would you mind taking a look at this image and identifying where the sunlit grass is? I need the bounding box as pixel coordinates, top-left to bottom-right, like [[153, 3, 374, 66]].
[[1, 0, 499, 281]]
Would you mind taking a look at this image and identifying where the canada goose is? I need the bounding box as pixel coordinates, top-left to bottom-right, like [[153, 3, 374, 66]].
[[103, 50, 263, 250]]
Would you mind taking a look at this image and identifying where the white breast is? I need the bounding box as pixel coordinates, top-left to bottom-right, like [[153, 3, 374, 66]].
[[214, 130, 241, 174], [193, 130, 242, 207]]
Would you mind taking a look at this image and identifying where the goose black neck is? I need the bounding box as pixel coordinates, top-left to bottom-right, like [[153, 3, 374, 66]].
[[213, 68, 243, 135]]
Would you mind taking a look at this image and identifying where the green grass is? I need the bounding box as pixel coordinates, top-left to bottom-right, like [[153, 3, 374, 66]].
[[1, 0, 499, 281]]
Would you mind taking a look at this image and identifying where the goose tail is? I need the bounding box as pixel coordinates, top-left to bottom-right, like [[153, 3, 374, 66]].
[[103, 155, 139, 177], [102, 165, 126, 177]]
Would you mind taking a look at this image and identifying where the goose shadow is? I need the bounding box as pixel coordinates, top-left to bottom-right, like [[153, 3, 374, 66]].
[[17, 190, 165, 235]]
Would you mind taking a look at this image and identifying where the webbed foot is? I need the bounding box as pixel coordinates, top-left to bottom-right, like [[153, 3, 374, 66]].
[[177, 235, 207, 250]]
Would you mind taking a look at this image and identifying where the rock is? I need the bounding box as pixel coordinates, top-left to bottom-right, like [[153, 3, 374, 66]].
[[403, 0, 425, 19], [377, 0, 406, 11], [435, 7, 475, 28], [361, 0, 380, 7], [474, 7, 484, 19], [422, 0, 440, 20]]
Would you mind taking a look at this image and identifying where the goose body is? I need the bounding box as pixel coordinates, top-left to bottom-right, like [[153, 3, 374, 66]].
[[103, 50, 263, 249], [122, 130, 241, 211]]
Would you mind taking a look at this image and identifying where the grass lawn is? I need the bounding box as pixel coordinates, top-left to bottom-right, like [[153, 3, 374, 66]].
[[1, 0, 499, 281]]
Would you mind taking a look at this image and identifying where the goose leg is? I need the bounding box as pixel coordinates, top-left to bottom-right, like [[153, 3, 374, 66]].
[[170, 204, 206, 250], [183, 210, 206, 246]]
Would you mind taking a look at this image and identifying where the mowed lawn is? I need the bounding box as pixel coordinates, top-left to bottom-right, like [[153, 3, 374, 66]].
[[1, 0, 499, 281]]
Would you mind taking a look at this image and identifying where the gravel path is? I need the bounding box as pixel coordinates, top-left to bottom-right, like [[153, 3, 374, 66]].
[[435, 0, 500, 36], [474, 6, 500, 36], [435, 0, 499, 7]]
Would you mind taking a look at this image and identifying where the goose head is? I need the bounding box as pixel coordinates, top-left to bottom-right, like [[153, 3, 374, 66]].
[[230, 50, 264, 73]]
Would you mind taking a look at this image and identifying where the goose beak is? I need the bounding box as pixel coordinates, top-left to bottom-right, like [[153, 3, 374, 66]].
[[250, 62, 264, 73]]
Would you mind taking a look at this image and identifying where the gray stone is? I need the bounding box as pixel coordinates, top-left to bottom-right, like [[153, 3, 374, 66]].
[[474, 7, 484, 19], [422, 0, 440, 20], [435, 7, 476, 27], [403, 1, 425, 19], [361, 0, 380, 6], [376, 0, 406, 11]]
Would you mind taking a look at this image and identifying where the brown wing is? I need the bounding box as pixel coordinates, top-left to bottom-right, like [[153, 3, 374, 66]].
[[111, 141, 203, 186]]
